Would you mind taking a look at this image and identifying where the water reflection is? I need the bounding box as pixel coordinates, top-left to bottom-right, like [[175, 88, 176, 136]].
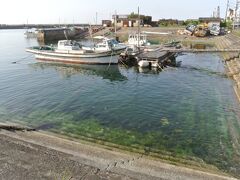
[[137, 67, 161, 74], [29, 62, 127, 81]]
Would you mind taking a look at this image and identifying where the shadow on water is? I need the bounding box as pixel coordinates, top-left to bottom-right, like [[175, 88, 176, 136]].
[[29, 63, 127, 81]]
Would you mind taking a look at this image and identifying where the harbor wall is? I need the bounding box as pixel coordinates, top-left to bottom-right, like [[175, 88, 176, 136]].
[[0, 24, 93, 29], [37, 28, 80, 42], [37, 26, 105, 42], [215, 32, 240, 102], [0, 123, 236, 180]]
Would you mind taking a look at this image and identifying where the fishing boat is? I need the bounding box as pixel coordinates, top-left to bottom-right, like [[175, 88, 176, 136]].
[[26, 38, 127, 64], [24, 29, 38, 38]]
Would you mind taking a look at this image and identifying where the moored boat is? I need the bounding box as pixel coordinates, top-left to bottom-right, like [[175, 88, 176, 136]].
[[26, 38, 127, 64], [24, 29, 38, 38]]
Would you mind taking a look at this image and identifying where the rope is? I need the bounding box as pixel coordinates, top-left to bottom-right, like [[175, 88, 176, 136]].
[[118, 58, 128, 68], [157, 62, 163, 71], [107, 49, 114, 70], [12, 54, 34, 64]]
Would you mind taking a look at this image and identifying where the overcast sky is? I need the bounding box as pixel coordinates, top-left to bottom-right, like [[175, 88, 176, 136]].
[[0, 0, 231, 24]]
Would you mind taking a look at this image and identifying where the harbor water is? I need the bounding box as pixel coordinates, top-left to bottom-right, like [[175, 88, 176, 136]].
[[0, 29, 240, 176]]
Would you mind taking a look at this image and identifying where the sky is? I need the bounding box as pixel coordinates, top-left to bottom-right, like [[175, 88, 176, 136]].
[[0, 0, 231, 24]]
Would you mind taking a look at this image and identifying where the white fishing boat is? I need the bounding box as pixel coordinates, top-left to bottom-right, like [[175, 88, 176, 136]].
[[26, 38, 127, 64], [24, 29, 38, 38]]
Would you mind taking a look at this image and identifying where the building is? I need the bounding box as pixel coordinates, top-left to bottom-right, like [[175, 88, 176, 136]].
[[112, 14, 152, 27], [226, 8, 234, 21], [112, 15, 142, 27], [150, 21, 159, 27], [102, 20, 112, 27]]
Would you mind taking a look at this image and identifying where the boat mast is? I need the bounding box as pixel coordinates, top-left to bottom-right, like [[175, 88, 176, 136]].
[[89, 23, 93, 41], [138, 6, 140, 48], [96, 12, 98, 26]]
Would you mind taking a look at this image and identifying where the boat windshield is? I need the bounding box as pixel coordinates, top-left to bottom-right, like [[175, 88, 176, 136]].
[[110, 39, 119, 45]]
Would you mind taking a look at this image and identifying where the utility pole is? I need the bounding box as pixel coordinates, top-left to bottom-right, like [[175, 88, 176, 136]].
[[225, 0, 230, 21], [217, 6, 220, 18]]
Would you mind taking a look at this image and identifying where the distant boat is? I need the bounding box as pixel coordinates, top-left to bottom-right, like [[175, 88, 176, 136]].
[[26, 38, 127, 64], [24, 29, 38, 38]]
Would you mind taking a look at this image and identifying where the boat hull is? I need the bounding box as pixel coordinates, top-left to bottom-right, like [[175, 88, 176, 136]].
[[26, 48, 123, 64], [35, 54, 118, 64]]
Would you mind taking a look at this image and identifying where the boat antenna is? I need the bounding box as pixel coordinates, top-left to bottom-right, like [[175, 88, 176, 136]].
[[64, 30, 69, 40], [89, 23, 94, 43], [138, 6, 140, 48], [114, 10, 117, 39], [58, 17, 60, 28], [96, 12, 98, 26]]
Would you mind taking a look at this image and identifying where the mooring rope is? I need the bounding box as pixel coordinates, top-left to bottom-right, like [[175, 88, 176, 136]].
[[12, 54, 34, 64], [118, 58, 128, 68], [107, 49, 114, 70]]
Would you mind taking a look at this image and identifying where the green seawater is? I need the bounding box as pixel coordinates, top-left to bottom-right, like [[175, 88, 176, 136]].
[[0, 30, 240, 177]]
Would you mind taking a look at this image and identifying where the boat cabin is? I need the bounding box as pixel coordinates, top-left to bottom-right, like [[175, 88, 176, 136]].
[[94, 39, 112, 51], [92, 38, 126, 51], [57, 40, 81, 51]]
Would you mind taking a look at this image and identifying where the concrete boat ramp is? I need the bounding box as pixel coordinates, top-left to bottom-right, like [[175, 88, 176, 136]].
[[0, 123, 236, 180]]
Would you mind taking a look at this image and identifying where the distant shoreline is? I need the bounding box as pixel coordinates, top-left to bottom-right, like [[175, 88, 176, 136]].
[[0, 24, 97, 30]]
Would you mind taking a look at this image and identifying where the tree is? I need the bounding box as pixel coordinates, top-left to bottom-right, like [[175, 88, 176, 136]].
[[183, 20, 199, 26]]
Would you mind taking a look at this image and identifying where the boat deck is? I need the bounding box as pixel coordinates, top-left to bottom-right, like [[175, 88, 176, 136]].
[[139, 50, 174, 62]]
